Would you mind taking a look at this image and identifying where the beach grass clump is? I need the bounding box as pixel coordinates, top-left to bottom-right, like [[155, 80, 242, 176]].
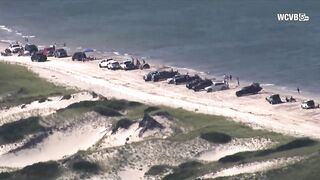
[[62, 99, 142, 113], [255, 153, 320, 180], [145, 165, 172, 176], [200, 132, 232, 144], [275, 138, 316, 151], [218, 154, 245, 163], [93, 106, 122, 117], [256, 138, 317, 157], [38, 97, 48, 103], [0, 116, 45, 145], [1, 161, 61, 180], [61, 94, 72, 100], [112, 118, 134, 134], [0, 62, 73, 108], [152, 111, 175, 121], [71, 160, 100, 174], [163, 161, 203, 180], [144, 106, 160, 113]]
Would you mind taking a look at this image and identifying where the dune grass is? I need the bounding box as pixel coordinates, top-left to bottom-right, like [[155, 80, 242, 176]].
[[0, 161, 61, 180], [0, 62, 73, 108], [0, 116, 45, 145], [155, 107, 293, 144], [71, 160, 100, 174]]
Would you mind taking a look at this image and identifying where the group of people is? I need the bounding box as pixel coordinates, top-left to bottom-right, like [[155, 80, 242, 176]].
[[224, 74, 240, 86]]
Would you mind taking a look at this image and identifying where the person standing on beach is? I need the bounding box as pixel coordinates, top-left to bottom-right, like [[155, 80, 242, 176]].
[[236, 77, 240, 86], [223, 74, 227, 81], [297, 87, 300, 94], [229, 75, 232, 81]]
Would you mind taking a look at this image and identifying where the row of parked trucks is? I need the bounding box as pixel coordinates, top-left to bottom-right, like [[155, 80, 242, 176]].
[[143, 70, 229, 92], [142, 70, 318, 109], [98, 58, 150, 70]]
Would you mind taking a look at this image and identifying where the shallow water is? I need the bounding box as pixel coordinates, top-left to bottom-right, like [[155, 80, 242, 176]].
[[0, 0, 319, 94]]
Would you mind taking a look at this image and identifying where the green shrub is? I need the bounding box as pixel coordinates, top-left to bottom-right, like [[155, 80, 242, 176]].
[[38, 97, 48, 103], [276, 138, 316, 151], [3, 161, 61, 180], [112, 118, 133, 134], [200, 132, 232, 144], [256, 138, 317, 157], [61, 94, 72, 100], [72, 160, 100, 174], [164, 161, 202, 180], [144, 106, 160, 113], [146, 165, 171, 176], [218, 154, 245, 163], [93, 106, 122, 117], [0, 116, 45, 144]]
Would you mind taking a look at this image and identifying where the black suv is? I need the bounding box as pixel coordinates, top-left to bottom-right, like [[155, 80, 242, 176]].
[[266, 94, 282, 104], [186, 78, 203, 89], [192, 80, 213, 92], [151, 70, 178, 82], [31, 52, 47, 62], [54, 49, 68, 58], [236, 83, 262, 97], [144, 70, 178, 82], [25, 44, 38, 55], [144, 71, 159, 81], [72, 52, 86, 61]]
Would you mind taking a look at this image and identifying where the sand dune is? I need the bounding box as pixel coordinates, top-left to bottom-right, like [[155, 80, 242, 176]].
[[0, 92, 98, 126], [200, 156, 303, 179], [197, 138, 274, 162], [0, 123, 106, 168]]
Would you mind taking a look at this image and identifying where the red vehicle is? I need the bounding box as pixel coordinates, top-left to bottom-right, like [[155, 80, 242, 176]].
[[39, 47, 55, 57]]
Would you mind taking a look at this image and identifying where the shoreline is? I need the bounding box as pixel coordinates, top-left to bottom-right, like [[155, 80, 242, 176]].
[[0, 41, 315, 100], [1, 42, 320, 139]]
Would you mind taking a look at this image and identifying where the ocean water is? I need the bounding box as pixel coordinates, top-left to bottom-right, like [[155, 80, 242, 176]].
[[0, 0, 319, 94]]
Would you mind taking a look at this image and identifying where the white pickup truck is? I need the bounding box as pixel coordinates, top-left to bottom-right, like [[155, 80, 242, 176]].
[[8, 43, 23, 53], [204, 80, 229, 92]]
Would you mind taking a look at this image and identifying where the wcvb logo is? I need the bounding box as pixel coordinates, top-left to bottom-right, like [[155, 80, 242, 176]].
[[277, 13, 310, 22]]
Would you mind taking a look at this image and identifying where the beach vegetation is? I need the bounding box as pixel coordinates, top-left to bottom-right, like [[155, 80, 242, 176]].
[[0, 62, 73, 108], [0, 116, 45, 145]]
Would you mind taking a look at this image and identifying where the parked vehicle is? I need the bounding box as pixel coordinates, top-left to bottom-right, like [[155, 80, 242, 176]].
[[301, 100, 319, 109], [144, 70, 178, 82], [236, 83, 262, 97], [144, 71, 159, 81], [107, 60, 121, 70], [204, 80, 229, 92], [120, 60, 136, 70], [40, 47, 55, 57], [31, 52, 47, 62], [9, 43, 23, 53], [285, 96, 296, 103], [186, 78, 203, 89], [54, 48, 68, 58], [192, 79, 213, 92], [24, 44, 38, 55], [139, 63, 150, 69], [72, 52, 86, 61], [99, 59, 113, 68], [151, 70, 179, 82], [167, 74, 189, 84], [266, 94, 282, 104]]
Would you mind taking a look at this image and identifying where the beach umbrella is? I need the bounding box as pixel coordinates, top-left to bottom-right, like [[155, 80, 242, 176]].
[[83, 48, 94, 53]]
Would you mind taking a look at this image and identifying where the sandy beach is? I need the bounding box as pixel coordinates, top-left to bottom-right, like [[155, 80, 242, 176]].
[[0, 42, 320, 140]]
